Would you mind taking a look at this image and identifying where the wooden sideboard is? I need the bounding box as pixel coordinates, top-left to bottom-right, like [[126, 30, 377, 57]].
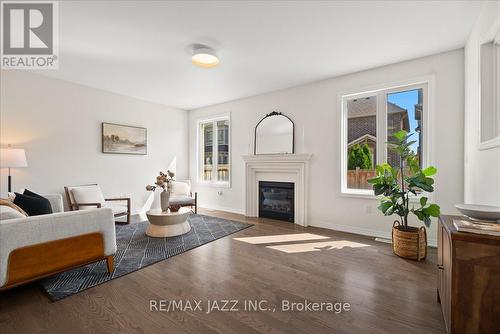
[[437, 215, 500, 333]]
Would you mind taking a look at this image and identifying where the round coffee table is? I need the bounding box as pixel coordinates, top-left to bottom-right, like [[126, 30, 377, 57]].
[[145, 207, 191, 237]]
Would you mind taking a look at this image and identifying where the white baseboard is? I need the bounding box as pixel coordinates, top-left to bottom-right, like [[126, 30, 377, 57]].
[[309, 219, 437, 248], [374, 237, 392, 244], [197, 203, 246, 216]]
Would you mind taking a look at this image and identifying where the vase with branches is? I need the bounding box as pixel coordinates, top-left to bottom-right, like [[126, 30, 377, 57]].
[[146, 170, 175, 212]]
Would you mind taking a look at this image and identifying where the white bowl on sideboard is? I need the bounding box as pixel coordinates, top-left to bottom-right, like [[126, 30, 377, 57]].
[[455, 204, 500, 222]]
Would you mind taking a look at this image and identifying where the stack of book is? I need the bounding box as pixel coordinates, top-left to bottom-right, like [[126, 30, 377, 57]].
[[453, 220, 500, 236]]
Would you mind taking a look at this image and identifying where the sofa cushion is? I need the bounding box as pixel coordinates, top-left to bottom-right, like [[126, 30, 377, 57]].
[[171, 181, 191, 196], [43, 194, 64, 213], [169, 195, 195, 206], [0, 200, 28, 219], [107, 203, 128, 215], [0, 205, 26, 220], [13, 192, 53, 216], [71, 185, 106, 210]]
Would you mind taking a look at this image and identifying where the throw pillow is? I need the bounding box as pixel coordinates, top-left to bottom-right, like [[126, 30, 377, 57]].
[[13, 192, 53, 216], [23, 188, 46, 199], [0, 205, 26, 220], [0, 198, 28, 217]]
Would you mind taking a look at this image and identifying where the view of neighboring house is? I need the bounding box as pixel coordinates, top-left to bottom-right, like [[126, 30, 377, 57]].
[[347, 96, 410, 168], [346, 95, 415, 190], [201, 119, 230, 182], [414, 89, 423, 163]]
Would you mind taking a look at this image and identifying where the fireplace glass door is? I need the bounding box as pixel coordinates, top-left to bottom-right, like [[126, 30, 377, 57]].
[[259, 181, 294, 222]]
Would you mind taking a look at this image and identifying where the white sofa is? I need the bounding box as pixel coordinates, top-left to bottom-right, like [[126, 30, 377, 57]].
[[0, 194, 116, 290]]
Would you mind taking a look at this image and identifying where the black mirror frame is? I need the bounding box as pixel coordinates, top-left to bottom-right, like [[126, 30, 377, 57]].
[[254, 111, 295, 155]]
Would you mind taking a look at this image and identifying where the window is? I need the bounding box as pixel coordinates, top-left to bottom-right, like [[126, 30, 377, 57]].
[[346, 95, 378, 190], [341, 82, 428, 195], [198, 116, 230, 185], [480, 34, 500, 148], [386, 88, 423, 168]]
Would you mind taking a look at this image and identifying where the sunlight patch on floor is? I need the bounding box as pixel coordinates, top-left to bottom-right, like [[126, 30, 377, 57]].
[[266, 240, 371, 253], [233, 233, 330, 244]]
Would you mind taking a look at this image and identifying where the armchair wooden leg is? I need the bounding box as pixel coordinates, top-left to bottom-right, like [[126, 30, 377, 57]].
[[106, 255, 114, 273]]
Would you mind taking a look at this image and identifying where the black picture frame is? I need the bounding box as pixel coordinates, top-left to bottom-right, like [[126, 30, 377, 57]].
[[254, 111, 295, 154]]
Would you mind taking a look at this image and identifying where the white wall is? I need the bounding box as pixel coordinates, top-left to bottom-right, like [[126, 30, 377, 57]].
[[1, 71, 188, 214], [189, 50, 465, 246], [464, 3, 500, 205]]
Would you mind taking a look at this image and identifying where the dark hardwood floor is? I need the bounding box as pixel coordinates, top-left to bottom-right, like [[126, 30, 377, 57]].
[[0, 209, 446, 334]]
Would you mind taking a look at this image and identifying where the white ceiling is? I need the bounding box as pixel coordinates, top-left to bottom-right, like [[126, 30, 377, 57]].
[[36, 1, 484, 110]]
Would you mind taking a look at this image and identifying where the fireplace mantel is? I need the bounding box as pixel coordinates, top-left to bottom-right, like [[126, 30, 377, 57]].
[[242, 154, 312, 226]]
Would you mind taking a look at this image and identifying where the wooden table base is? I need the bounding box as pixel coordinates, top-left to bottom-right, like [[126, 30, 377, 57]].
[[145, 207, 192, 238], [146, 220, 191, 237]]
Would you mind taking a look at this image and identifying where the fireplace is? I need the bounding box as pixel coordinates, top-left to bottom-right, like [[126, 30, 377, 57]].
[[259, 181, 294, 222], [243, 154, 310, 226]]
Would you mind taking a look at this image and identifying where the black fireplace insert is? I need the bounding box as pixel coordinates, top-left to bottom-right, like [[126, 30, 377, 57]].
[[259, 181, 294, 222]]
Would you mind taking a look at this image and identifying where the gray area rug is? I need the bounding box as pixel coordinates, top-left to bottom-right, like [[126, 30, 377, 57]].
[[40, 214, 252, 301]]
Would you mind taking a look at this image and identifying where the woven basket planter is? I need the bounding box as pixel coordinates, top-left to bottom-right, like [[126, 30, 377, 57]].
[[392, 221, 427, 261]]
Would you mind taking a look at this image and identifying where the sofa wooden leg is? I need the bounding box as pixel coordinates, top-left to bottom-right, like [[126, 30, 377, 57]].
[[106, 255, 114, 273]]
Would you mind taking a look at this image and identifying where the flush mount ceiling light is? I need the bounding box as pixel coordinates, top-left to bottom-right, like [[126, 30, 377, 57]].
[[192, 46, 219, 68]]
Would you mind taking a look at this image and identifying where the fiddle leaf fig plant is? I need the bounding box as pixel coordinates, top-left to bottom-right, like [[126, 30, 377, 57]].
[[368, 130, 440, 231]]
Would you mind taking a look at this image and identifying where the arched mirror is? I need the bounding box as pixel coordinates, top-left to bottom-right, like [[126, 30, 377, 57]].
[[254, 111, 294, 154]]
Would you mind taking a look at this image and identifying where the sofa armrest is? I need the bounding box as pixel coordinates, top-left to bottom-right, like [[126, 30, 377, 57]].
[[0, 208, 116, 287], [44, 194, 64, 213]]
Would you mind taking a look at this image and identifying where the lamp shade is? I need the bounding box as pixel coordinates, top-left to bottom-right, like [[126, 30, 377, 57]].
[[0, 148, 27, 168]]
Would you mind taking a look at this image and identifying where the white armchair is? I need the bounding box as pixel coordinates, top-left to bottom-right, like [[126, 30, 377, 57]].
[[64, 184, 131, 224], [170, 180, 198, 213], [0, 194, 116, 290]]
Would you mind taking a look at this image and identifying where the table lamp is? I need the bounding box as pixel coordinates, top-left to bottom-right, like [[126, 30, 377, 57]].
[[0, 145, 28, 192]]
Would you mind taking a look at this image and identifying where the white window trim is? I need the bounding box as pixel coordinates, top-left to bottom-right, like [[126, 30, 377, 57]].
[[196, 113, 231, 188], [339, 76, 435, 199]]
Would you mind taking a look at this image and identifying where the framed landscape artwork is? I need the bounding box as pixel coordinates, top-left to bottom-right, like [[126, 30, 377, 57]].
[[102, 122, 147, 155]]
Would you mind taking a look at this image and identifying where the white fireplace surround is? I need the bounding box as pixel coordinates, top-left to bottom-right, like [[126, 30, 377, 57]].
[[242, 154, 312, 226]]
